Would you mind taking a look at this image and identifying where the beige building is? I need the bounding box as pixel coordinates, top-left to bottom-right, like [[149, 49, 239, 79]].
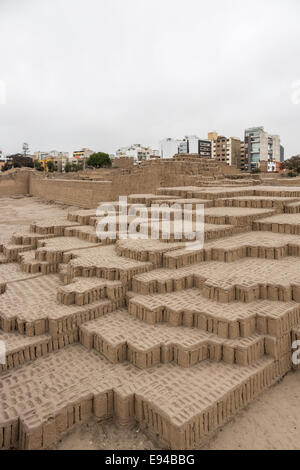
[[33, 150, 69, 172], [209, 133, 244, 170]]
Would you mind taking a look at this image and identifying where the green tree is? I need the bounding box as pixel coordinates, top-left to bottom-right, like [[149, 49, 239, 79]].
[[86, 152, 111, 168], [34, 160, 43, 171], [71, 162, 79, 172], [280, 156, 300, 172], [46, 160, 55, 172], [76, 161, 84, 171], [65, 162, 72, 173]]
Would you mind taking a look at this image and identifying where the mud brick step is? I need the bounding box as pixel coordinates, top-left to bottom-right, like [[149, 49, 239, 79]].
[[203, 207, 275, 226], [10, 232, 56, 248], [67, 209, 98, 225], [89, 214, 139, 229], [214, 196, 300, 210], [57, 277, 126, 305], [156, 187, 207, 198], [66, 245, 153, 288], [0, 345, 290, 450], [0, 329, 79, 373], [153, 198, 214, 209], [128, 289, 300, 339], [163, 232, 300, 268], [0, 262, 43, 284], [285, 201, 300, 214], [79, 309, 270, 368], [253, 213, 300, 234], [18, 250, 58, 275], [64, 225, 100, 243], [2, 244, 33, 262], [139, 219, 249, 243], [34, 237, 100, 263], [128, 194, 181, 206], [0, 297, 117, 337], [111, 206, 274, 226], [116, 239, 183, 267], [156, 187, 256, 199], [191, 188, 258, 200], [68, 203, 122, 225], [0, 275, 119, 336], [200, 279, 300, 303], [30, 217, 80, 235], [133, 354, 290, 449], [254, 186, 300, 198], [132, 257, 300, 303]]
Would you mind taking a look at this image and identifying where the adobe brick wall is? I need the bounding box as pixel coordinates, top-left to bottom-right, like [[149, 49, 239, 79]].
[[29, 174, 113, 207], [0, 157, 256, 207], [0, 170, 30, 196]]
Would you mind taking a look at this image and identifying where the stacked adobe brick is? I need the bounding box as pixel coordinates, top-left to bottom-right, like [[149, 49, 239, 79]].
[[0, 184, 300, 449]]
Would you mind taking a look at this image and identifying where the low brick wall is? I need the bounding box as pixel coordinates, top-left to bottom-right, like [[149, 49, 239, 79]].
[[29, 175, 113, 207], [0, 170, 30, 196]]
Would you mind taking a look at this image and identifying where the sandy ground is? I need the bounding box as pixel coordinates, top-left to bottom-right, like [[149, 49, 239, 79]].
[[52, 371, 300, 450], [0, 196, 75, 244], [201, 371, 300, 450]]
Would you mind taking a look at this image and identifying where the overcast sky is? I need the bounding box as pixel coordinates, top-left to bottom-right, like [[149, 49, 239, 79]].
[[0, 0, 300, 157]]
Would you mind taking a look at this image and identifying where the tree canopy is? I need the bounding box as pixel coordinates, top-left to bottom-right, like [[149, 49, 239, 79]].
[[2, 154, 33, 171], [86, 152, 111, 168], [46, 160, 55, 172], [280, 155, 300, 172], [34, 160, 43, 171]]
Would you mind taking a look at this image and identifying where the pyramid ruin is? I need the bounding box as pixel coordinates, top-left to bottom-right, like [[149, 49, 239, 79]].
[[1, 160, 300, 449]]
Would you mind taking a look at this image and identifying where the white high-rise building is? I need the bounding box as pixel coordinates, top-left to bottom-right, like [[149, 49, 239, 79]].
[[160, 138, 182, 159], [160, 136, 211, 159], [116, 144, 160, 161]]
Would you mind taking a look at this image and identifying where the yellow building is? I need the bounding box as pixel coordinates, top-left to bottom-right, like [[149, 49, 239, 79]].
[[40, 157, 55, 172], [73, 148, 94, 160]]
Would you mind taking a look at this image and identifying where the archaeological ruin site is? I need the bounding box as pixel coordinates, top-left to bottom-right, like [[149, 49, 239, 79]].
[[1, 156, 300, 450]]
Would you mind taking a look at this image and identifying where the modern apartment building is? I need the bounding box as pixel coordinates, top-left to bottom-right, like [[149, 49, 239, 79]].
[[209, 133, 244, 170], [244, 127, 281, 171], [34, 150, 69, 160], [160, 138, 183, 159], [33, 150, 70, 172], [160, 136, 211, 159], [240, 141, 246, 171], [116, 144, 160, 162], [73, 148, 94, 160]]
